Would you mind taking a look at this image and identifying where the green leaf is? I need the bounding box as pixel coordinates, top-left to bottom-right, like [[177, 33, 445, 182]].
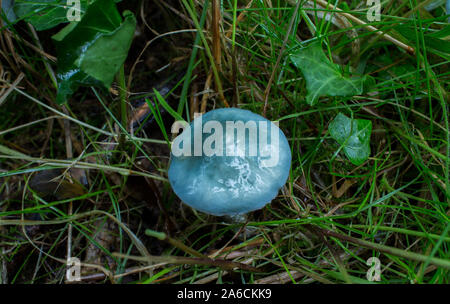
[[51, 20, 79, 41], [290, 42, 368, 105], [153, 89, 186, 122], [53, 0, 136, 103], [427, 24, 450, 38], [13, 0, 90, 31], [329, 112, 372, 166], [13, 0, 122, 31], [395, 25, 450, 54]]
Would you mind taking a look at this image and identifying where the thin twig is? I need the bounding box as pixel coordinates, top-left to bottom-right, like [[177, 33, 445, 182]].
[[212, 0, 221, 73], [112, 253, 261, 273], [0, 72, 24, 106], [311, 0, 414, 54], [317, 227, 450, 270]]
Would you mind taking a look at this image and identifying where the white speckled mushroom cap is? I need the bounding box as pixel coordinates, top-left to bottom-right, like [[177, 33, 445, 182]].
[[168, 108, 291, 216]]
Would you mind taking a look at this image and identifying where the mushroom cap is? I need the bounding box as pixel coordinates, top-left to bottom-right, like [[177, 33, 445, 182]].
[[168, 108, 291, 216]]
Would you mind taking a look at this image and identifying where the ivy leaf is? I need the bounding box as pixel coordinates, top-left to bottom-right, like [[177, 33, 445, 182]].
[[13, 0, 90, 31], [53, 0, 136, 103], [13, 0, 121, 31], [290, 42, 368, 105], [329, 113, 372, 166]]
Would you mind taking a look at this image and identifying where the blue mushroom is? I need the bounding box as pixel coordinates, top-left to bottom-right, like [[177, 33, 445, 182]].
[[168, 108, 291, 216]]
